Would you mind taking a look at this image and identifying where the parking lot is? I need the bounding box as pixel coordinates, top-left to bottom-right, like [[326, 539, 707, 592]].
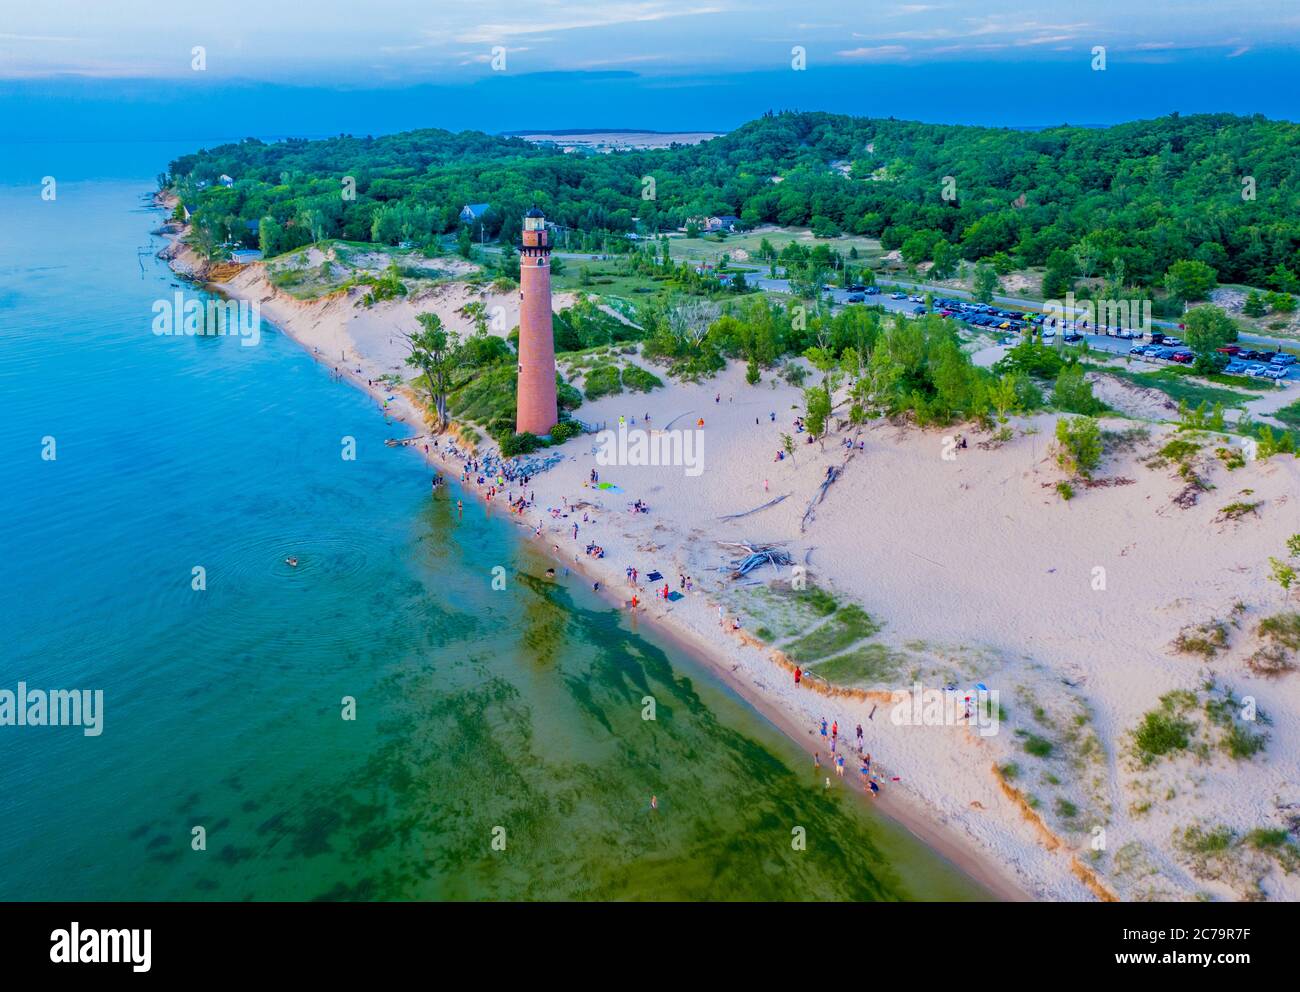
[[926, 297, 1300, 385]]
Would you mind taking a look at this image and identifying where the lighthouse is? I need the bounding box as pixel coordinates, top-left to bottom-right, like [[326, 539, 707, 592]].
[[516, 207, 558, 436]]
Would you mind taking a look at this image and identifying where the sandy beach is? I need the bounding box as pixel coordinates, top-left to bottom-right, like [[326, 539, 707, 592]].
[[164, 217, 1300, 903]]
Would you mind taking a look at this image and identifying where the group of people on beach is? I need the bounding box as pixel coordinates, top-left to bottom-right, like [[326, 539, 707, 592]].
[[815, 717, 884, 797]]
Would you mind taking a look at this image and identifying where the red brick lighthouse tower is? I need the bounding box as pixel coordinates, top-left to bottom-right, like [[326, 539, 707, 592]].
[[516, 207, 558, 435]]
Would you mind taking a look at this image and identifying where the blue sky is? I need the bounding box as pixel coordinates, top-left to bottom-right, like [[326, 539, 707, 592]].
[[4, 0, 1296, 79], [2, 1, 1297, 137]]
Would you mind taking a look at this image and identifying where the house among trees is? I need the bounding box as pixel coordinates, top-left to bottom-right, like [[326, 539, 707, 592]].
[[704, 214, 743, 232], [459, 203, 491, 225], [217, 174, 235, 187]]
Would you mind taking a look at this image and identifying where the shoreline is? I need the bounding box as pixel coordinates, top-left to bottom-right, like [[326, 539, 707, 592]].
[[155, 201, 1031, 902], [157, 196, 1300, 904]]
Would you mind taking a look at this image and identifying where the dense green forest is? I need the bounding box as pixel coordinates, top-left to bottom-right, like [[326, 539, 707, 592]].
[[170, 110, 1300, 292]]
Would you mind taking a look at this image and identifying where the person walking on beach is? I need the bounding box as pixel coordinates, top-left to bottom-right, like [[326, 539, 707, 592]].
[[836, 754, 845, 778], [820, 718, 828, 739], [831, 720, 837, 741], [794, 665, 802, 686]]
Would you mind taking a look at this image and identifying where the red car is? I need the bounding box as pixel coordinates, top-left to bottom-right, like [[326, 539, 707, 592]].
[[1217, 345, 1241, 355]]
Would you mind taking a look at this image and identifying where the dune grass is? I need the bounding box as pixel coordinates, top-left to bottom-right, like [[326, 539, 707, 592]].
[[807, 643, 904, 686], [785, 605, 881, 662]]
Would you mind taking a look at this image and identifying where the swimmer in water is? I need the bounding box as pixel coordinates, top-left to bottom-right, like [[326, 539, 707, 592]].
[[545, 567, 555, 578], [285, 557, 299, 567]]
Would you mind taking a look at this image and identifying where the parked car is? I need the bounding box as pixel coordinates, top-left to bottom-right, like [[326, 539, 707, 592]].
[[1154, 347, 1177, 359], [1148, 332, 1166, 345], [890, 292, 906, 300], [847, 284, 866, 292], [1129, 345, 1148, 356], [1216, 345, 1241, 356], [847, 293, 865, 303], [865, 286, 880, 295], [1262, 367, 1288, 380], [1170, 351, 1194, 363], [1063, 332, 1082, 343], [1256, 351, 1278, 363], [912, 305, 925, 315], [1238, 349, 1260, 360], [1225, 361, 1247, 374], [1246, 364, 1268, 376], [1271, 353, 1296, 366]]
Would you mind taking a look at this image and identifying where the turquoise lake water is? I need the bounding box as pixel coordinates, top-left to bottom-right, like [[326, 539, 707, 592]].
[[0, 141, 988, 901]]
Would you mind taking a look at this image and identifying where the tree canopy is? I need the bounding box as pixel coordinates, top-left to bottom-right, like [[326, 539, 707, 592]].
[[170, 110, 1300, 292]]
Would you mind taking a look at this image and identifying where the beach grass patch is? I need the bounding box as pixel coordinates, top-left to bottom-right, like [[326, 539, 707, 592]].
[[1215, 447, 1246, 470], [621, 365, 663, 393], [1022, 734, 1054, 758], [785, 605, 881, 662], [1219, 720, 1269, 760], [1131, 694, 1195, 766], [1272, 400, 1300, 430], [807, 643, 904, 687], [1158, 438, 1201, 463], [1105, 367, 1253, 409], [803, 586, 840, 617], [1258, 610, 1300, 649], [583, 364, 624, 400], [1216, 500, 1261, 522], [1172, 619, 1230, 657], [1178, 824, 1235, 856]]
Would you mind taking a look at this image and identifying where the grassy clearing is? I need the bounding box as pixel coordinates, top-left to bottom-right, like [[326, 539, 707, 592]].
[[807, 643, 905, 686], [730, 582, 841, 641], [785, 604, 881, 662], [1102, 367, 1254, 409], [1275, 400, 1300, 430]]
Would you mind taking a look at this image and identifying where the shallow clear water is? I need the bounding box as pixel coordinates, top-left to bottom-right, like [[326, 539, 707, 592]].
[[0, 142, 988, 901]]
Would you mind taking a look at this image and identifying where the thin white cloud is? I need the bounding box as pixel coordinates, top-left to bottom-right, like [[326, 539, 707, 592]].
[[454, 4, 727, 44], [0, 32, 90, 43], [836, 45, 910, 60]]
